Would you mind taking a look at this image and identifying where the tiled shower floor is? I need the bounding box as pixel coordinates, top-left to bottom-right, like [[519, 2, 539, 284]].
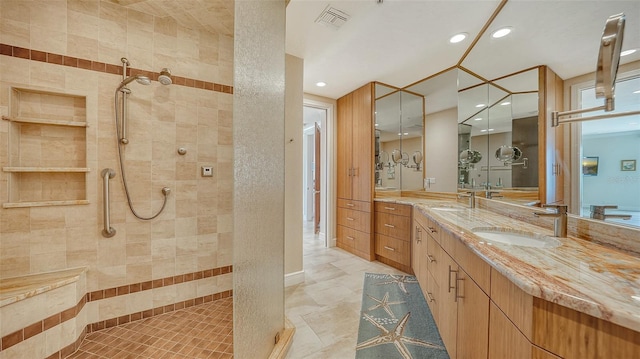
[[67, 297, 233, 359]]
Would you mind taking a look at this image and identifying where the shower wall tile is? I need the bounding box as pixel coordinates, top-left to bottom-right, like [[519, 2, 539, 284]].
[[0, 0, 233, 313]]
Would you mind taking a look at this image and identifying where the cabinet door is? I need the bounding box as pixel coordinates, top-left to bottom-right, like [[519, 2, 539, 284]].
[[438, 251, 458, 359], [456, 268, 489, 359], [411, 221, 426, 286], [489, 301, 531, 359], [351, 83, 372, 202], [337, 93, 353, 200]]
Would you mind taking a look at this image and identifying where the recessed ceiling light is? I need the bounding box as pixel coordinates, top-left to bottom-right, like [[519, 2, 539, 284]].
[[403, 132, 409, 135], [488, 128, 494, 132], [449, 33, 468, 44], [500, 102, 511, 106], [492, 27, 512, 38], [375, 123, 379, 127], [621, 49, 637, 57], [633, 90, 640, 94], [474, 118, 483, 121], [397, 133, 402, 136], [475, 104, 485, 108], [316, 82, 326, 87]]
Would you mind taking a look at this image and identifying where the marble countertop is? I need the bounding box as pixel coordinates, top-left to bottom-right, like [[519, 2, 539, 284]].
[[0, 267, 86, 307], [375, 197, 640, 333]]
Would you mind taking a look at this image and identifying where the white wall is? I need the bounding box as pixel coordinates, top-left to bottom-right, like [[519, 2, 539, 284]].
[[582, 131, 640, 211], [285, 54, 304, 278], [424, 107, 458, 192]]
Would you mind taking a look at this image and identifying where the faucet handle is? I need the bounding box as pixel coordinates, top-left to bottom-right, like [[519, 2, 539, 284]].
[[542, 204, 567, 213], [590, 205, 618, 211]]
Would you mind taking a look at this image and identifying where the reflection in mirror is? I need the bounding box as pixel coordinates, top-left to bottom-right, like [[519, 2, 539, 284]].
[[577, 72, 640, 228], [400, 91, 424, 190], [405, 68, 458, 192], [458, 70, 489, 189], [375, 83, 402, 191], [374, 82, 425, 192], [457, 67, 540, 191]]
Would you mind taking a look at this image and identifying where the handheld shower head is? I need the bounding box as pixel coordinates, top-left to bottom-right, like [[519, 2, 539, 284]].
[[158, 68, 172, 85], [117, 75, 151, 92]]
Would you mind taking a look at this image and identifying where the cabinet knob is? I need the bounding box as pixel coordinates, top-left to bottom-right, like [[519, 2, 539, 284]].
[[427, 254, 435, 263], [428, 226, 437, 233], [384, 223, 395, 228], [384, 206, 396, 211], [383, 246, 396, 252], [346, 236, 355, 240], [346, 203, 355, 207], [346, 217, 354, 221]]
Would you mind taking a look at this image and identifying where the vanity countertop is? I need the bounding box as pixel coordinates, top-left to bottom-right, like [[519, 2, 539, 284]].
[[375, 197, 640, 333]]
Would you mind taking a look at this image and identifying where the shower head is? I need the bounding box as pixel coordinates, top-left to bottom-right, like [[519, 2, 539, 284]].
[[117, 74, 151, 92], [158, 68, 172, 85]]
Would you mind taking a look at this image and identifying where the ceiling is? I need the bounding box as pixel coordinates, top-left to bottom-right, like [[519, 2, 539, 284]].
[[286, 0, 640, 100]]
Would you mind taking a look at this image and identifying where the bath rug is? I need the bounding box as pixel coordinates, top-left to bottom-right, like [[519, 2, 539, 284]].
[[356, 273, 449, 359]]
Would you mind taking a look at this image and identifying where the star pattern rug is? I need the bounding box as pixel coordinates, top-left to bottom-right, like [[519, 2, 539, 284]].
[[356, 273, 449, 359]]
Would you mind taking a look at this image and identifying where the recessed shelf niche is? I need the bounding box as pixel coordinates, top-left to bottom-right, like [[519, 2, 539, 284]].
[[2, 88, 89, 208]]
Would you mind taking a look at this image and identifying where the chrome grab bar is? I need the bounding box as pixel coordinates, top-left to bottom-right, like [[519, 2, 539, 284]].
[[101, 168, 117, 238]]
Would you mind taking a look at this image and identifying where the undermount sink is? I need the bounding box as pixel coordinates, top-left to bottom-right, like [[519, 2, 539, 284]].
[[471, 227, 562, 248]]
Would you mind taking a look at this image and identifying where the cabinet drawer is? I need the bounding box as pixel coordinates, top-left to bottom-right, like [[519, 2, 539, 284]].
[[375, 234, 410, 265], [337, 225, 372, 258], [415, 210, 440, 244], [337, 207, 371, 233], [374, 202, 412, 217], [375, 212, 411, 240], [338, 198, 371, 212]]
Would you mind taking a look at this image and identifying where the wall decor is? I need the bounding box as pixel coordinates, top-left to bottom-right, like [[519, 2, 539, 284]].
[[621, 159, 636, 171], [582, 156, 599, 176]]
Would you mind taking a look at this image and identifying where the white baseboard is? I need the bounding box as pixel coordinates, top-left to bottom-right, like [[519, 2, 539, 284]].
[[284, 270, 305, 287], [319, 231, 326, 242], [330, 237, 337, 247]]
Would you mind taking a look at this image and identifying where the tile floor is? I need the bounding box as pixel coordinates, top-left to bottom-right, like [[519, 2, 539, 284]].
[[285, 223, 407, 359], [68, 297, 233, 359]]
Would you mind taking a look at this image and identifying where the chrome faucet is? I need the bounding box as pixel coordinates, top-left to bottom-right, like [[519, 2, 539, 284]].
[[533, 204, 568, 238], [458, 191, 476, 208], [590, 205, 632, 220]]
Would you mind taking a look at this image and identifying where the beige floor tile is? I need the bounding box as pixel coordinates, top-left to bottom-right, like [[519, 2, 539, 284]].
[[285, 222, 408, 359]]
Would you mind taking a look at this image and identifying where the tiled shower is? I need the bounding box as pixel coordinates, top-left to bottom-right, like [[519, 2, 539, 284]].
[[0, 1, 235, 357]]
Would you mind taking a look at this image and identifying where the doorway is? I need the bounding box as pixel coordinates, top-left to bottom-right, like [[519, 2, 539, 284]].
[[302, 100, 334, 247]]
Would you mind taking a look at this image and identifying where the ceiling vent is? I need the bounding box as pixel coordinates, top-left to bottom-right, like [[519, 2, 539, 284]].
[[315, 5, 350, 29]]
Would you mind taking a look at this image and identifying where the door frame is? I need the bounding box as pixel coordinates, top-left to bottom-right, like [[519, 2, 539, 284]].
[[304, 98, 335, 248]]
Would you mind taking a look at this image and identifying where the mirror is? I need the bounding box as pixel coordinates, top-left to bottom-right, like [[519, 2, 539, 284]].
[[404, 68, 459, 192], [375, 83, 402, 191], [495, 145, 522, 162], [374, 83, 425, 192], [455, 64, 540, 192]]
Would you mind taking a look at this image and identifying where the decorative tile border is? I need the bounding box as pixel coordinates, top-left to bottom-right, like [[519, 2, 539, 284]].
[[87, 265, 232, 302], [0, 43, 233, 94], [0, 266, 233, 354]]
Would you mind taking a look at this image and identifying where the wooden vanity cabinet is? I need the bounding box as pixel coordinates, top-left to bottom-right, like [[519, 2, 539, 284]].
[[336, 83, 374, 260], [414, 210, 490, 359], [374, 202, 412, 272]]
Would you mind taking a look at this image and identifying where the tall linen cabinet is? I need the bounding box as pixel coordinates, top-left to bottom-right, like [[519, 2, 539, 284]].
[[336, 83, 374, 260]]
